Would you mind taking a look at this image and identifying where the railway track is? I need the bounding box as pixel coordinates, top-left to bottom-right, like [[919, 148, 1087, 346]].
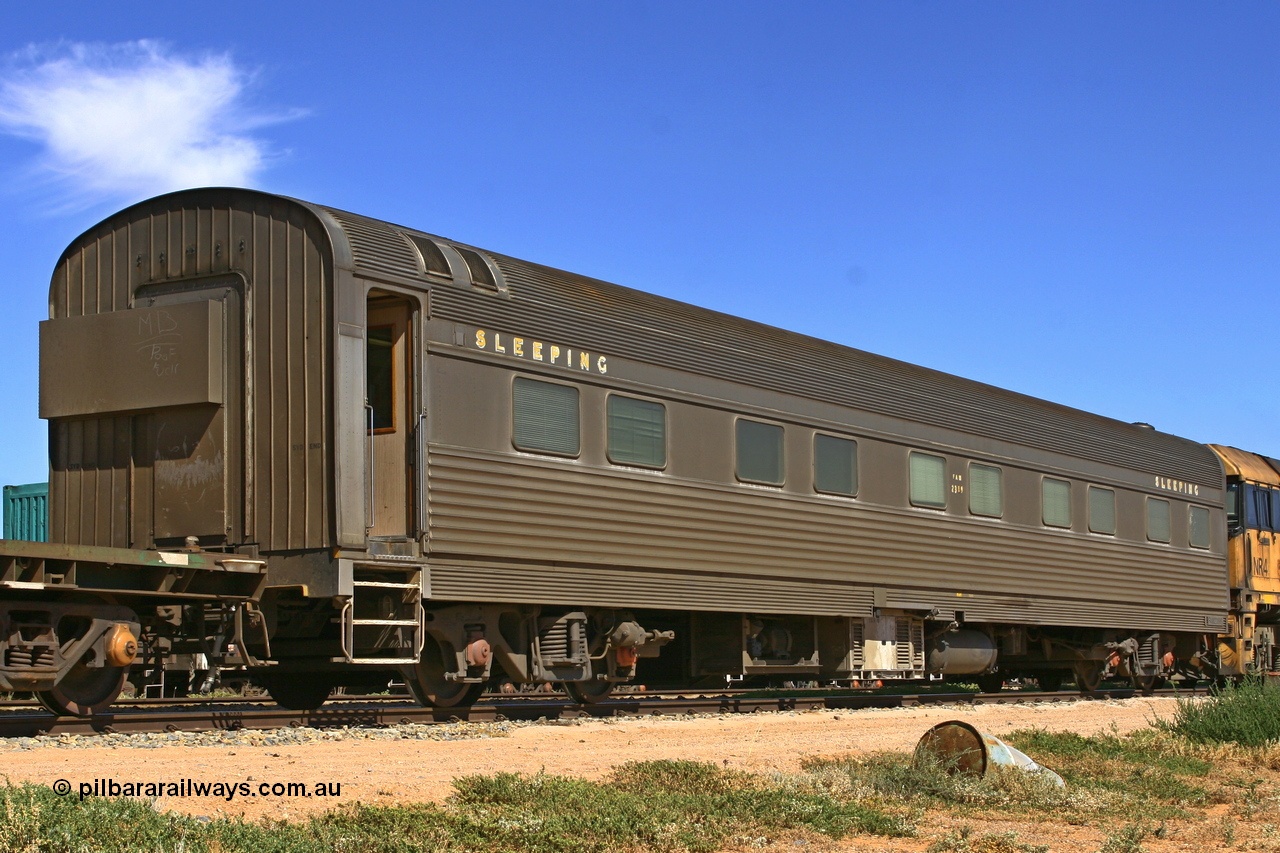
[[0, 686, 1182, 738]]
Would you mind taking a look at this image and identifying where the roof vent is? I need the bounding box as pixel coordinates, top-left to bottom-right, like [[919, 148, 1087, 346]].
[[455, 247, 506, 294], [408, 235, 452, 277], [1132, 422, 1155, 430]]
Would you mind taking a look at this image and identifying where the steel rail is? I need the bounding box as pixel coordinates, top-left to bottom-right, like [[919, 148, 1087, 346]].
[[0, 686, 1163, 738]]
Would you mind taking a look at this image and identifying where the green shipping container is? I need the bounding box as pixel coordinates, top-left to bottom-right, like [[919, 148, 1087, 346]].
[[4, 482, 48, 542]]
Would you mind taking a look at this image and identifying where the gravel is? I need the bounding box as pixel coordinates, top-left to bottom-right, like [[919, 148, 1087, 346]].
[[0, 719, 524, 750]]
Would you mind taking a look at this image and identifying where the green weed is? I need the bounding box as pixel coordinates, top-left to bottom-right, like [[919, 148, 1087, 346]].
[[803, 750, 1077, 812], [926, 824, 1049, 853], [0, 759, 912, 853], [1157, 676, 1280, 746], [1004, 727, 1212, 812], [1096, 821, 1151, 853]]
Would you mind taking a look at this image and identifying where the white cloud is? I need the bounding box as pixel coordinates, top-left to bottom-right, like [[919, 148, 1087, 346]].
[[0, 41, 298, 209]]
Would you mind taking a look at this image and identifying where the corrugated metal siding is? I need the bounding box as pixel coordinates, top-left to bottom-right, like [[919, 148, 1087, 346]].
[[47, 190, 332, 553], [428, 560, 1218, 631], [48, 415, 131, 547], [244, 199, 331, 551], [3, 483, 49, 542], [427, 260, 1218, 487], [430, 560, 877, 615], [426, 448, 1227, 624]]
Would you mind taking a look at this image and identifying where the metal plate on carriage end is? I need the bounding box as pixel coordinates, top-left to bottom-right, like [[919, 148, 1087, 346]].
[[40, 300, 224, 418]]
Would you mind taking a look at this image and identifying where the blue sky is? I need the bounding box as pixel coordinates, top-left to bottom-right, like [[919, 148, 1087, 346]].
[[0, 3, 1275, 485]]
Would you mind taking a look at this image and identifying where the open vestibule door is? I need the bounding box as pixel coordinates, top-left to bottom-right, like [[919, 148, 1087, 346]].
[[365, 294, 417, 540]]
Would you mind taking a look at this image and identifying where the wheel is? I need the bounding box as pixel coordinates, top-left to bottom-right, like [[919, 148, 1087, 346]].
[[1073, 661, 1102, 693], [404, 636, 487, 708], [264, 675, 334, 711], [564, 679, 615, 704], [1131, 674, 1164, 696], [36, 661, 128, 717], [1037, 671, 1065, 692], [975, 673, 1004, 693]]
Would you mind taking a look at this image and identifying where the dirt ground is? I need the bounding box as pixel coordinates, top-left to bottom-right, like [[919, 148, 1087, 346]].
[[3, 698, 1179, 833], [8, 695, 1273, 850]]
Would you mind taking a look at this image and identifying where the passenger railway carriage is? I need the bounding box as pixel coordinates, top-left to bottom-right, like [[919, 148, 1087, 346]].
[[0, 187, 1265, 715]]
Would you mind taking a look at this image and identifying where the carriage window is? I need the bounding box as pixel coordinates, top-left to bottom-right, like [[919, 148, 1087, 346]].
[[367, 326, 395, 432], [1190, 506, 1211, 549], [1147, 497, 1171, 543], [1042, 478, 1071, 528], [814, 434, 857, 496], [607, 395, 666, 468], [736, 419, 784, 485], [909, 452, 946, 509], [969, 464, 1002, 517], [513, 377, 580, 456], [1088, 486, 1116, 535]]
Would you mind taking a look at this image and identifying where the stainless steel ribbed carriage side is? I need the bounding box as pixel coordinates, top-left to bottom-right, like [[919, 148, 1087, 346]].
[[417, 247, 1227, 633]]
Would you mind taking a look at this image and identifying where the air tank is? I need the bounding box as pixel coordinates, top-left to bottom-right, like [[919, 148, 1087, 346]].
[[926, 629, 998, 675]]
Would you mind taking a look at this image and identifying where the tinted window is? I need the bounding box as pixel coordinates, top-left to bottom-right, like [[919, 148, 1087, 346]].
[[736, 420, 784, 485], [1088, 486, 1116, 535], [1190, 506, 1211, 549], [512, 377, 579, 456], [910, 452, 947, 509], [814, 434, 857, 496], [607, 396, 666, 468], [1246, 485, 1273, 531], [1147, 497, 1171, 543], [1042, 478, 1071, 528], [1226, 481, 1240, 528], [969, 464, 1002, 518]]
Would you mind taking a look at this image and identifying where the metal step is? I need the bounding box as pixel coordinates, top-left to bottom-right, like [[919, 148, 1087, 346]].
[[338, 571, 424, 664], [329, 656, 420, 665]]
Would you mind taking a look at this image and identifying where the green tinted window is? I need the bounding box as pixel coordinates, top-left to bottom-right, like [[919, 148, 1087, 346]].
[[1147, 497, 1171, 543], [512, 377, 579, 456], [736, 420, 784, 485], [607, 396, 666, 468], [910, 452, 946, 509], [1225, 482, 1240, 528], [1042, 478, 1071, 528], [814, 434, 857, 496], [969, 464, 1002, 518], [1190, 506, 1211, 549], [1088, 486, 1116, 535]]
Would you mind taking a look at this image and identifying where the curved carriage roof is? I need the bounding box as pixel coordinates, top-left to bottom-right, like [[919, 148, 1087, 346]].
[[60, 188, 1224, 488]]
